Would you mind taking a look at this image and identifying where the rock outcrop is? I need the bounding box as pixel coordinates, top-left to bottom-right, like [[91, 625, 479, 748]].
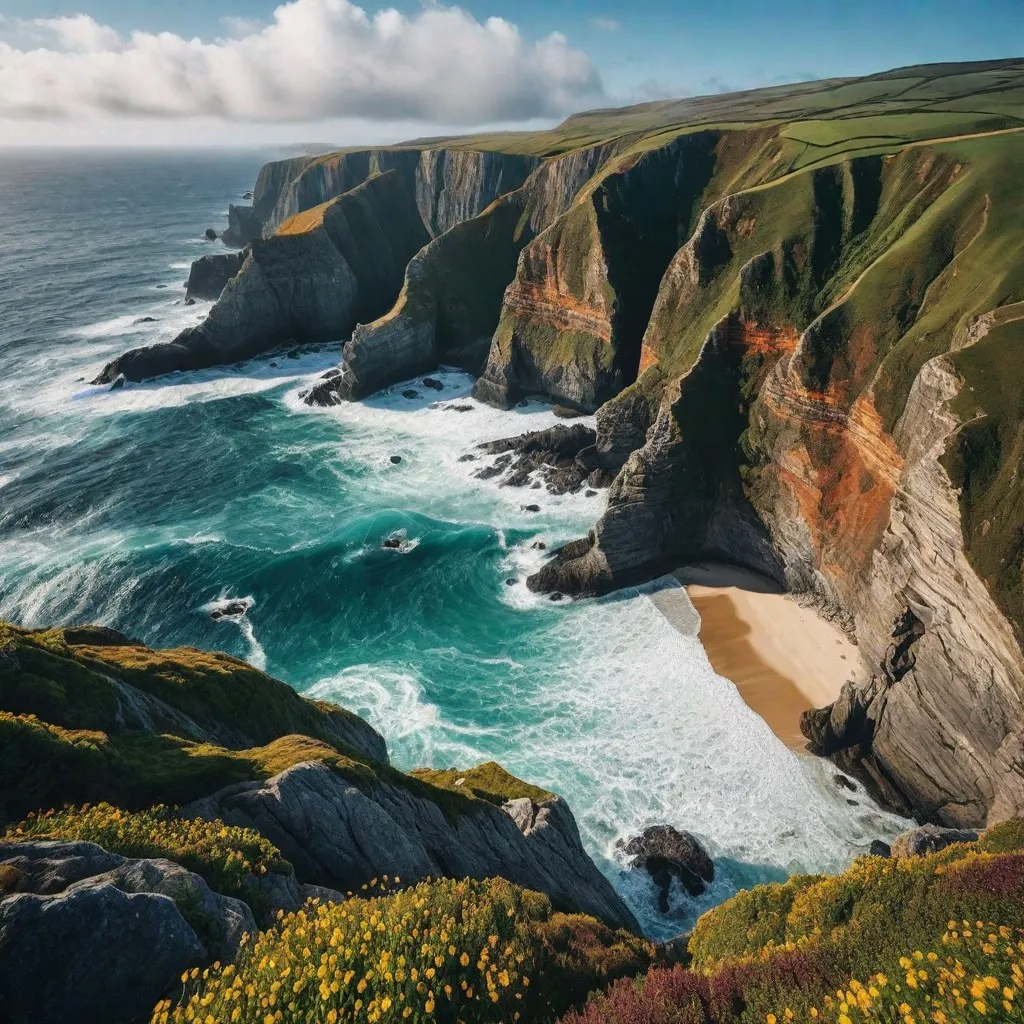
[[617, 825, 715, 912], [0, 840, 239, 1024], [185, 251, 245, 301], [475, 422, 605, 494], [889, 824, 979, 860], [94, 171, 430, 383], [182, 759, 639, 933]]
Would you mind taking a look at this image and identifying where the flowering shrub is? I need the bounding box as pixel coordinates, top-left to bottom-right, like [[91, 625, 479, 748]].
[[153, 877, 653, 1024], [563, 833, 1024, 1024], [770, 922, 1024, 1022], [6, 802, 288, 901]]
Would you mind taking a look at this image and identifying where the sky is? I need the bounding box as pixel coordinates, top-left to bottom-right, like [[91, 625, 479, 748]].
[[0, 0, 1021, 146]]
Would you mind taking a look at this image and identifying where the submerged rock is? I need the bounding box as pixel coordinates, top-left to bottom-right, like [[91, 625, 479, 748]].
[[618, 825, 714, 912], [390, 455, 403, 465], [210, 600, 249, 621], [422, 377, 444, 391], [402, 389, 419, 400]]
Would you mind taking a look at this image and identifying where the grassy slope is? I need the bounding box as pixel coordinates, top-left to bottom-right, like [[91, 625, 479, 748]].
[[0, 623, 551, 829]]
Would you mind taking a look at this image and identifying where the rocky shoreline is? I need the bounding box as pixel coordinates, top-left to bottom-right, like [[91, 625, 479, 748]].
[[91, 70, 1024, 834]]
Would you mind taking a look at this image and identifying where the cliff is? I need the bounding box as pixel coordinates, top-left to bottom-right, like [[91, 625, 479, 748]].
[[523, 112, 1024, 827], [89, 62, 1024, 831], [94, 170, 431, 382]]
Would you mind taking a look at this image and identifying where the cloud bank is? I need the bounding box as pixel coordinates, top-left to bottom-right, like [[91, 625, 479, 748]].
[[0, 0, 604, 125]]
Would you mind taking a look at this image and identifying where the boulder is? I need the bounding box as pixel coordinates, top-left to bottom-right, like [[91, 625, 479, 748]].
[[890, 824, 978, 860], [422, 377, 444, 391], [0, 840, 271, 1024], [204, 227, 218, 241], [477, 423, 598, 495], [0, 884, 202, 1024], [618, 825, 714, 912], [869, 840, 892, 858]]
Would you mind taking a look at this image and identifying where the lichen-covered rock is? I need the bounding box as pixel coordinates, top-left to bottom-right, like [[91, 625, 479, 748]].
[[0, 839, 259, 960], [0, 883, 201, 1024], [182, 760, 640, 933]]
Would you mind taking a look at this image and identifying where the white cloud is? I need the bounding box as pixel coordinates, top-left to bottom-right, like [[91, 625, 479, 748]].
[[0, 0, 604, 125], [590, 17, 621, 32]]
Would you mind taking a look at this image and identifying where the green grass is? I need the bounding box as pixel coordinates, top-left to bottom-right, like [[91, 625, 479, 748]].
[[411, 762, 554, 807]]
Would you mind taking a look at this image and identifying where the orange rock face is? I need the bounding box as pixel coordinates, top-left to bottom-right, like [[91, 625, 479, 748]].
[[758, 351, 903, 586], [500, 240, 613, 344]]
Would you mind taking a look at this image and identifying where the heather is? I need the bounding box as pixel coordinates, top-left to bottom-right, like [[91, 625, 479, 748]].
[[563, 826, 1024, 1024]]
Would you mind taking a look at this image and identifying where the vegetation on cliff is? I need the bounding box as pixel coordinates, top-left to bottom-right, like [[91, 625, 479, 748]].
[[154, 876, 654, 1024], [564, 824, 1024, 1023]]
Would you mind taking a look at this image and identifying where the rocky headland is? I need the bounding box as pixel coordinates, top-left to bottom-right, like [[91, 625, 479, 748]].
[[94, 62, 1024, 835]]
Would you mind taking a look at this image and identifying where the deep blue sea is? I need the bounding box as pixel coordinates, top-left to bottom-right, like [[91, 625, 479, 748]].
[[0, 149, 904, 937]]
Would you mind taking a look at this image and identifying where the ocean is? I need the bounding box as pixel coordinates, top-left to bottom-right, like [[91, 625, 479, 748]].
[[0, 148, 904, 938]]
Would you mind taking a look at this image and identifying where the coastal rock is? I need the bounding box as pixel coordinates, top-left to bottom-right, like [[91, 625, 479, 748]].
[[477, 423, 598, 495], [617, 826, 714, 912], [181, 760, 640, 933], [204, 227, 218, 241], [185, 251, 245, 301], [0, 839, 271, 1023], [0, 881, 202, 1024], [890, 825, 979, 860], [95, 170, 430, 384]]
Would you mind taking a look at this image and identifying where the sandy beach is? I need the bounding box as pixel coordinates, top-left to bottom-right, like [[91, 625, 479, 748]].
[[651, 564, 861, 751]]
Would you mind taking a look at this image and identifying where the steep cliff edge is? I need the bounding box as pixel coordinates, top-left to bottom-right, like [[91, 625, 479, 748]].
[[530, 128, 1024, 827], [473, 132, 722, 412], [0, 620, 637, 932], [322, 140, 624, 402], [94, 170, 430, 383]]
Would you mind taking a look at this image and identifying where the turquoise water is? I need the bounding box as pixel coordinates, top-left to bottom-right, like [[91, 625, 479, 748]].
[[0, 150, 905, 938]]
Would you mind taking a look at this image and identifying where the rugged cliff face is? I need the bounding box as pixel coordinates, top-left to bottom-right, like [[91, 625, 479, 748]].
[[527, 125, 1024, 827], [95, 170, 430, 383], [327, 141, 624, 402], [474, 133, 721, 412]]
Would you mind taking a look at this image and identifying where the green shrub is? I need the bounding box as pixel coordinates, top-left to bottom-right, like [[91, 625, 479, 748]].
[[6, 803, 289, 903]]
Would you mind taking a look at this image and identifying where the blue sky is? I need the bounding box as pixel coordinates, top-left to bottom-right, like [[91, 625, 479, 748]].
[[0, 0, 1021, 145]]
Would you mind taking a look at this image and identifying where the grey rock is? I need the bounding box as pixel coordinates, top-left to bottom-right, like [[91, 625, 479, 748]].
[[890, 825, 978, 860], [186, 251, 244, 301], [0, 884, 202, 1024], [182, 760, 639, 933], [204, 227, 218, 241]]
